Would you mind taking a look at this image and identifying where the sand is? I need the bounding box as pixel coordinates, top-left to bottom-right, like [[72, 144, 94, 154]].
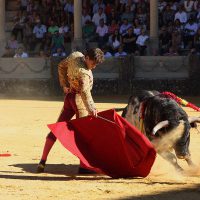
[[0, 95, 200, 200]]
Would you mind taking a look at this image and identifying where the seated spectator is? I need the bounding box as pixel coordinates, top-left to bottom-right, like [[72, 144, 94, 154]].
[[171, 30, 182, 53], [119, 18, 132, 36], [92, 0, 105, 14], [184, 0, 196, 19], [173, 19, 184, 33], [114, 45, 128, 57], [135, 7, 147, 25], [59, 20, 71, 42], [82, 8, 92, 26], [82, 20, 96, 43], [96, 19, 109, 48], [102, 46, 113, 58], [133, 18, 143, 36], [92, 7, 107, 27], [183, 17, 198, 48], [121, 5, 134, 23], [136, 29, 149, 56], [162, 4, 175, 26], [106, 8, 120, 26], [108, 19, 119, 35], [6, 34, 19, 56], [159, 26, 172, 55], [32, 19, 47, 51], [64, 0, 74, 24], [174, 5, 188, 24], [52, 48, 66, 57], [108, 29, 122, 53], [51, 30, 65, 54], [122, 26, 137, 54], [14, 47, 29, 58], [12, 10, 27, 42]]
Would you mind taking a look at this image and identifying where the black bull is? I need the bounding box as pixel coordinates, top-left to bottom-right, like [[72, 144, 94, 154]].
[[121, 90, 200, 171]]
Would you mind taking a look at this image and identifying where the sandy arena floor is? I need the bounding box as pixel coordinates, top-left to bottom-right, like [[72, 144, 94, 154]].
[[0, 95, 200, 200]]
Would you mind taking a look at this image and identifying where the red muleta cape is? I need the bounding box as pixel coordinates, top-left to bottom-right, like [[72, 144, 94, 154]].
[[48, 109, 156, 178]]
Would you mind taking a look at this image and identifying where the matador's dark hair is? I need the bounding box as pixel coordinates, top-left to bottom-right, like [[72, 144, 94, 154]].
[[84, 48, 104, 64]]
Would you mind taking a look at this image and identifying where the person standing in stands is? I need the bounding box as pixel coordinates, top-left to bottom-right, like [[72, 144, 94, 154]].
[[37, 48, 104, 174]]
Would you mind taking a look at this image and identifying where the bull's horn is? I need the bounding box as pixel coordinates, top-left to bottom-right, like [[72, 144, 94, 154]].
[[152, 120, 169, 135], [188, 116, 200, 123]]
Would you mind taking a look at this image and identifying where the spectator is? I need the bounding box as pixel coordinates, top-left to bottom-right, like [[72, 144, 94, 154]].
[[82, 20, 96, 44], [82, 8, 92, 26], [108, 29, 122, 53], [32, 19, 47, 51], [51, 30, 65, 54], [183, 17, 198, 48], [20, 0, 28, 11], [136, 29, 149, 56], [121, 5, 134, 23], [12, 10, 27, 42], [59, 20, 70, 42], [96, 19, 109, 48], [114, 45, 128, 57], [119, 18, 132, 36], [14, 47, 29, 58], [92, 0, 105, 14], [107, 8, 120, 26], [23, 20, 33, 51], [6, 34, 19, 55], [102, 46, 113, 58], [171, 30, 182, 53], [108, 19, 119, 35], [174, 5, 188, 24], [92, 7, 107, 27], [184, 0, 195, 18], [122, 26, 137, 54], [162, 4, 175, 26], [159, 26, 172, 55]]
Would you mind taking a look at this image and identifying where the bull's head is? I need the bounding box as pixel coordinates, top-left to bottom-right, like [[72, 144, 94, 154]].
[[151, 117, 200, 159]]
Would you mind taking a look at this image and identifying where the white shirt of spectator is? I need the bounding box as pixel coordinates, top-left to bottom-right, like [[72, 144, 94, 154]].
[[33, 25, 47, 39], [59, 25, 69, 34], [119, 23, 132, 36], [158, 1, 167, 12], [174, 11, 188, 24], [185, 22, 198, 35], [104, 52, 113, 58], [134, 27, 141, 36], [82, 15, 92, 26], [184, 0, 195, 12], [92, 12, 106, 26], [114, 51, 127, 57], [136, 34, 149, 46], [14, 52, 29, 58], [112, 39, 120, 49], [96, 24, 108, 37], [64, 3, 74, 14], [52, 52, 66, 57]]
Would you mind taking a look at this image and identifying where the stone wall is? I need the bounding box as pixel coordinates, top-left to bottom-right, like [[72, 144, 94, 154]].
[[0, 55, 199, 96]]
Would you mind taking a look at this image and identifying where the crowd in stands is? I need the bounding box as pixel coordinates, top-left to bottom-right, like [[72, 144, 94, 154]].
[[3, 0, 200, 58]]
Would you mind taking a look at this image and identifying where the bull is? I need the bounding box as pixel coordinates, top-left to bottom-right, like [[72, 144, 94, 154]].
[[121, 90, 200, 171]]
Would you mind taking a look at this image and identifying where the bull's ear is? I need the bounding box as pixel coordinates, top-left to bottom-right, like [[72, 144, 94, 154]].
[[188, 117, 200, 124], [152, 120, 169, 135]]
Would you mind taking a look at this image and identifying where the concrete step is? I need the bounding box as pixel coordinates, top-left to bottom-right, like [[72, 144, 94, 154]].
[[6, 11, 18, 22], [6, 0, 20, 11], [5, 21, 14, 32]]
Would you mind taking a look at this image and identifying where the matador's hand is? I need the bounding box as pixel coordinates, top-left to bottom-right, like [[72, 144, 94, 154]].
[[90, 109, 98, 117]]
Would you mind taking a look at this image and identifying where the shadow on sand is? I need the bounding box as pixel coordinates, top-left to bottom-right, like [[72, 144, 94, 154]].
[[0, 163, 110, 181]]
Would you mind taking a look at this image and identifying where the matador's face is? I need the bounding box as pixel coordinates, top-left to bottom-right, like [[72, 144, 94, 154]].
[[85, 56, 97, 70]]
